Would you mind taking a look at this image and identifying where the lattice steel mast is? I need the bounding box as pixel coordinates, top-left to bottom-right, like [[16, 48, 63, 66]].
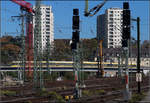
[[20, 9, 25, 82], [46, 35, 51, 75], [34, 0, 43, 88]]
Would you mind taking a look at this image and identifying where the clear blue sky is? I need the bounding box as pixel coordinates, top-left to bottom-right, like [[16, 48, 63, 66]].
[[1, 0, 149, 42]]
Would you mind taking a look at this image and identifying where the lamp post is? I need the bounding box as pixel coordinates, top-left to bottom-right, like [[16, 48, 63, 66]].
[[132, 17, 141, 94]]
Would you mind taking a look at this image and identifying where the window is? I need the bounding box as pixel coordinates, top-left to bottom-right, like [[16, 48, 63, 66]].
[[109, 28, 113, 31], [46, 35, 50, 38], [110, 42, 113, 45], [109, 18, 113, 20], [46, 11, 50, 13], [109, 32, 113, 34], [46, 22, 50, 24], [46, 8, 50, 10], [46, 18, 50, 20], [109, 39, 113, 42], [46, 29, 50, 31], [109, 46, 113, 48], [46, 25, 50, 27], [46, 32, 50, 34], [109, 25, 113, 27], [46, 15, 50, 17], [109, 35, 113, 38], [110, 11, 113, 13], [109, 22, 113, 24], [109, 14, 113, 17]]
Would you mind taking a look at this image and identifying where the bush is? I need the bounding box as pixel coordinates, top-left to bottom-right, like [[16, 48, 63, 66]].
[[48, 91, 57, 99], [80, 72, 90, 80], [1, 90, 16, 96], [129, 93, 145, 103], [94, 89, 106, 95], [82, 90, 93, 96], [48, 91, 65, 103], [27, 101, 32, 103], [64, 72, 74, 80], [36, 88, 48, 97], [36, 90, 65, 103], [7, 72, 18, 78]]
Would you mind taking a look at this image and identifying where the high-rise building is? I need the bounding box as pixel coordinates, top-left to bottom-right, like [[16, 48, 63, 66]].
[[33, 5, 54, 51], [97, 8, 123, 48]]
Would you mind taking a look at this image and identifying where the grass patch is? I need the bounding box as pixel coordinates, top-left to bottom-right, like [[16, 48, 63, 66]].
[[82, 89, 106, 97], [36, 88, 48, 97], [0, 90, 16, 96], [27, 100, 32, 103], [48, 91, 65, 103], [36, 88, 65, 103], [94, 89, 106, 95], [82, 90, 93, 96], [129, 92, 146, 103]]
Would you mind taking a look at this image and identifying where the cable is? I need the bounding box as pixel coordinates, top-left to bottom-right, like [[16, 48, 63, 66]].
[[2, 8, 18, 14], [84, 0, 107, 17]]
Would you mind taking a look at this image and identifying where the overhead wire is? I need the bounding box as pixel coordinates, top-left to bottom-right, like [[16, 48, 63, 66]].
[[2, 1, 21, 37], [84, 0, 107, 17]]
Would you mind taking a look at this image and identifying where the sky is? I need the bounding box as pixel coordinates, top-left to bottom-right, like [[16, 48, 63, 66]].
[[1, 0, 150, 42]]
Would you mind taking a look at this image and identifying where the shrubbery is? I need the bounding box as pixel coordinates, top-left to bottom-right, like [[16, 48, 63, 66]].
[[129, 93, 145, 103], [36, 88, 65, 103], [0, 90, 16, 96]]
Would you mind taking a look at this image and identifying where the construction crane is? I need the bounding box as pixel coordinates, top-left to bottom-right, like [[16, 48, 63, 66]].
[[84, 0, 106, 77], [84, 0, 107, 17], [11, 0, 34, 13], [99, 40, 104, 77], [11, 0, 34, 77]]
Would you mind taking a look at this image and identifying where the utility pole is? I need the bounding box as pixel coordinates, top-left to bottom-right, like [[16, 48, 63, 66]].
[[137, 17, 141, 94], [117, 53, 121, 77], [46, 35, 51, 76], [0, 0, 1, 88], [131, 17, 141, 94]]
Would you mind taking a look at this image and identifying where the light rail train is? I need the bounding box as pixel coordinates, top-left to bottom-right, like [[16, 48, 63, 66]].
[[10, 61, 137, 68]]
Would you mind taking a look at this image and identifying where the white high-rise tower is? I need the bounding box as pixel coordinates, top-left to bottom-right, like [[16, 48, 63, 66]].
[[97, 8, 123, 48], [33, 5, 54, 51]]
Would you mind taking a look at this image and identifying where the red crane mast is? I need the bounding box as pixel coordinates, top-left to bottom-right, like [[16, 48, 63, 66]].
[[11, 0, 34, 13], [11, 0, 34, 77]]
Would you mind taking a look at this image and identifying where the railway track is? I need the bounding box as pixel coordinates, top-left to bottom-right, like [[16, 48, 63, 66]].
[[1, 86, 149, 103], [0, 77, 149, 103]]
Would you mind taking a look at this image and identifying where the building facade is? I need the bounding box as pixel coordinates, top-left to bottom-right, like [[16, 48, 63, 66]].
[[97, 8, 123, 48], [33, 5, 54, 51]]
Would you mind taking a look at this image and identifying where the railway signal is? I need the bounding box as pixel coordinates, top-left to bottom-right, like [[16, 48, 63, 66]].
[[72, 8, 82, 99], [122, 2, 132, 101], [71, 9, 80, 50], [122, 2, 131, 47], [73, 9, 79, 30]]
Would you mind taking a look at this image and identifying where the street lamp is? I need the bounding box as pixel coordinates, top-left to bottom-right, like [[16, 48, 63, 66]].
[[131, 17, 141, 94]]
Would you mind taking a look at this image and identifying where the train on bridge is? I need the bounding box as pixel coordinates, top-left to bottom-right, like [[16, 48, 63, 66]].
[[9, 61, 137, 68], [1, 61, 149, 77]]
